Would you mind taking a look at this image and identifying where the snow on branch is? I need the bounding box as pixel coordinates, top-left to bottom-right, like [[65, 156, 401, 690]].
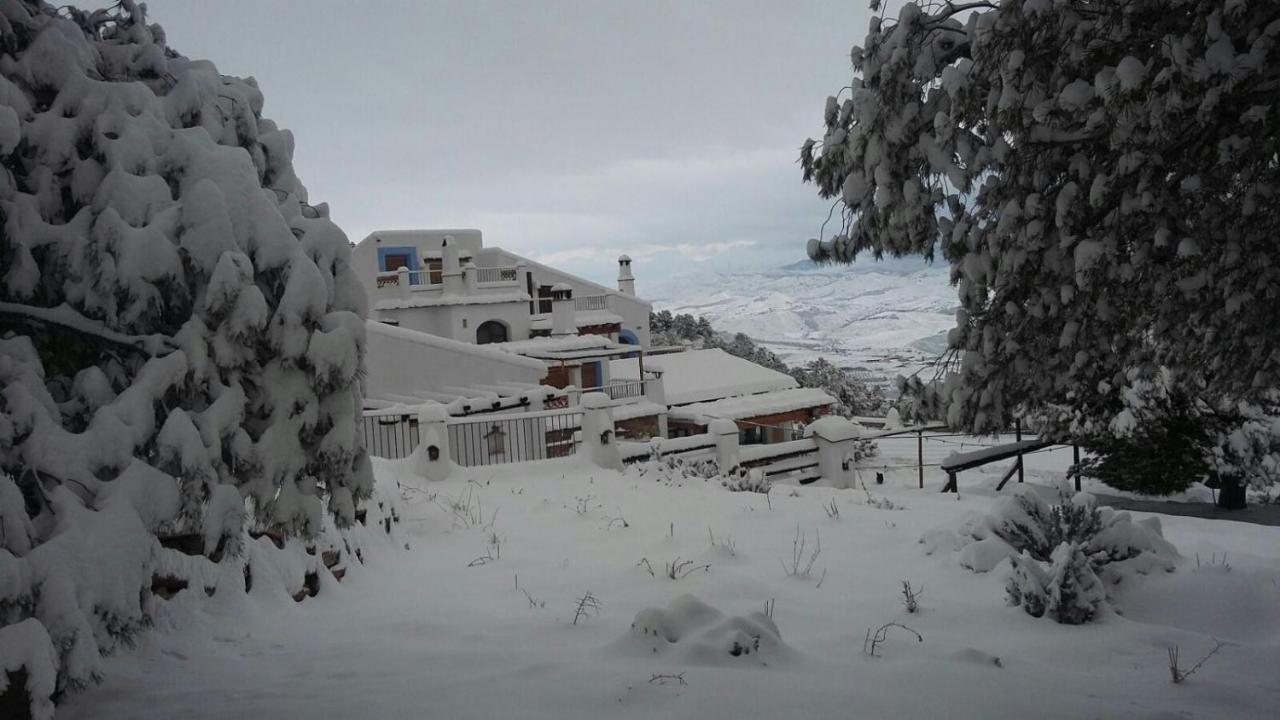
[[0, 302, 176, 357]]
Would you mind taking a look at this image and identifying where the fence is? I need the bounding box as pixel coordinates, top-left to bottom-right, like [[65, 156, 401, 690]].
[[361, 411, 420, 459], [362, 407, 585, 466], [739, 438, 822, 484], [474, 266, 520, 284], [585, 379, 645, 401], [621, 432, 823, 484]]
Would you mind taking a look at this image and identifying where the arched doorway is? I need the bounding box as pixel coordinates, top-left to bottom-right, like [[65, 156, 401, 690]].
[[476, 320, 509, 344]]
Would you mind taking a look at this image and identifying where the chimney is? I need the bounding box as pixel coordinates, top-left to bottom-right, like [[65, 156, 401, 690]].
[[441, 236, 464, 294], [617, 254, 635, 296], [550, 283, 575, 337]]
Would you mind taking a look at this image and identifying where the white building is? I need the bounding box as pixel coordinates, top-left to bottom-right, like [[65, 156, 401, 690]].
[[351, 229, 650, 347]]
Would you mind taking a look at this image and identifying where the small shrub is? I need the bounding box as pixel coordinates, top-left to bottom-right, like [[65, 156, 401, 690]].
[[723, 468, 771, 494]]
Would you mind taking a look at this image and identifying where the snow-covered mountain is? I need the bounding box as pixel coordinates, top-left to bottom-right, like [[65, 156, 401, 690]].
[[647, 259, 957, 385]]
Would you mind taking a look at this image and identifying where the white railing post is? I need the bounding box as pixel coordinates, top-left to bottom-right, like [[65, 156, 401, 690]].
[[806, 416, 861, 489], [710, 418, 740, 473], [580, 392, 621, 469], [397, 266, 410, 299], [413, 405, 451, 482]]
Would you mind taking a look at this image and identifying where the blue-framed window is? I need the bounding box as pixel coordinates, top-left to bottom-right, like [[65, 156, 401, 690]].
[[378, 246, 421, 284]]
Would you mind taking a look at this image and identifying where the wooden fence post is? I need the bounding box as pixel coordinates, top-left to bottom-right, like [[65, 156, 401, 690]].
[[917, 428, 924, 489], [1073, 444, 1081, 492], [1015, 419, 1024, 484]]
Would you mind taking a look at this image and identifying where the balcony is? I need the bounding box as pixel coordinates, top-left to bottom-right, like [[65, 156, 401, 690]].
[[374, 264, 523, 301], [574, 294, 610, 312]]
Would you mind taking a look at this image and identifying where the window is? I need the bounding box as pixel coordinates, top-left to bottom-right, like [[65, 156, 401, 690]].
[[537, 285, 554, 314], [476, 320, 509, 345], [427, 259, 443, 284], [383, 253, 412, 272]]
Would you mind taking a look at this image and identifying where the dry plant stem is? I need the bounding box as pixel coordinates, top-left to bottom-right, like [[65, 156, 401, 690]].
[[1168, 641, 1226, 684], [649, 673, 687, 686], [572, 591, 602, 625], [863, 622, 923, 657]]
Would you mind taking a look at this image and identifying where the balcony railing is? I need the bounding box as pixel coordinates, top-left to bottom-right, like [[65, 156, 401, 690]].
[[574, 294, 609, 312], [376, 270, 438, 288], [474, 266, 520, 285], [577, 379, 645, 402]]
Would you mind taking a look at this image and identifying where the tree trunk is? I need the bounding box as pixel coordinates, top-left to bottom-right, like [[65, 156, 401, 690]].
[[1216, 474, 1247, 510]]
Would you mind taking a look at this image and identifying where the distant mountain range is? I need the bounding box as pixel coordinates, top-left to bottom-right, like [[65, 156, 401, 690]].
[[646, 259, 957, 387]]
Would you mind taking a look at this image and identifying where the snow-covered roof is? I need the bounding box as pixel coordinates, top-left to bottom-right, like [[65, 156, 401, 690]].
[[610, 348, 797, 406], [367, 320, 547, 372], [666, 388, 836, 424], [529, 311, 624, 330], [611, 400, 667, 421], [494, 335, 618, 354], [373, 291, 530, 311]]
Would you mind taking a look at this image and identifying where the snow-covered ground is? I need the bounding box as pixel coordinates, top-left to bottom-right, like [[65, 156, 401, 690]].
[[61, 440, 1280, 719]]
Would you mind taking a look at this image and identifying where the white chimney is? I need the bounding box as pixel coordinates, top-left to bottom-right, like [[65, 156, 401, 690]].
[[617, 254, 635, 296], [550, 283, 575, 337], [442, 236, 464, 294]]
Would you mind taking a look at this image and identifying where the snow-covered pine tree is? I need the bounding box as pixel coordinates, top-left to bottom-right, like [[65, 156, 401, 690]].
[[0, 1, 383, 715], [799, 1, 1280, 486]]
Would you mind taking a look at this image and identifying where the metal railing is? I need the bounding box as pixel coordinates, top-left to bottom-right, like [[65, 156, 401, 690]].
[[361, 412, 420, 459], [447, 409, 583, 467], [375, 270, 437, 289], [574, 294, 609, 312], [474, 266, 520, 284], [601, 379, 645, 400]]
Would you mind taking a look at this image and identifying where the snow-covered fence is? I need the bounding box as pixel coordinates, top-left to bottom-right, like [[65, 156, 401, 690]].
[[446, 408, 584, 467], [362, 410, 422, 459], [739, 438, 823, 485], [619, 418, 865, 486]]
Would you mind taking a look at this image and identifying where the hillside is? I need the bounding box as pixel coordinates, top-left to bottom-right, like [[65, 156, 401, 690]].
[[647, 261, 957, 386]]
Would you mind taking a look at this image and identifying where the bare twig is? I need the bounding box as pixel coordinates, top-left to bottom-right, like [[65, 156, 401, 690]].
[[572, 591, 602, 626], [1168, 641, 1226, 684], [666, 557, 711, 580], [864, 622, 924, 657], [649, 672, 687, 686], [782, 525, 822, 578], [901, 581, 923, 613]]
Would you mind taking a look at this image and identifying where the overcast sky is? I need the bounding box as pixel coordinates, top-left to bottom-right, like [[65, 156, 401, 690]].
[[147, 1, 871, 285]]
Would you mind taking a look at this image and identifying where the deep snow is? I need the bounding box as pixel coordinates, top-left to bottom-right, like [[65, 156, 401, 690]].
[[60, 438, 1280, 719]]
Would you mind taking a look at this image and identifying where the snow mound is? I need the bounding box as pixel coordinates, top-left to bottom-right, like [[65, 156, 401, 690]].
[[622, 594, 787, 666]]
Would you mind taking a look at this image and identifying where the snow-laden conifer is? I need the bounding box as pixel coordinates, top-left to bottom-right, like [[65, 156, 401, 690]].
[[0, 1, 385, 715]]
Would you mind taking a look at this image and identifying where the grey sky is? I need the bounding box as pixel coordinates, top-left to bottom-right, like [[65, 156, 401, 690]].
[[146, 1, 870, 285]]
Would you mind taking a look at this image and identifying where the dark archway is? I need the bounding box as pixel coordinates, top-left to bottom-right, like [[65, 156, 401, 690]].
[[476, 319, 509, 345]]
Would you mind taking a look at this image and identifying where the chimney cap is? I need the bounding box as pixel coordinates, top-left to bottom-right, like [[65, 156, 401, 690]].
[[618, 254, 632, 263], [550, 282, 573, 299]]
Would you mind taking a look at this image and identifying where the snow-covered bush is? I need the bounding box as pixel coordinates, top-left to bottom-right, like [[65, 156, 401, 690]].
[[1006, 542, 1106, 625], [956, 487, 1176, 624], [0, 1, 383, 715], [801, 0, 1280, 448], [722, 467, 771, 494]]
